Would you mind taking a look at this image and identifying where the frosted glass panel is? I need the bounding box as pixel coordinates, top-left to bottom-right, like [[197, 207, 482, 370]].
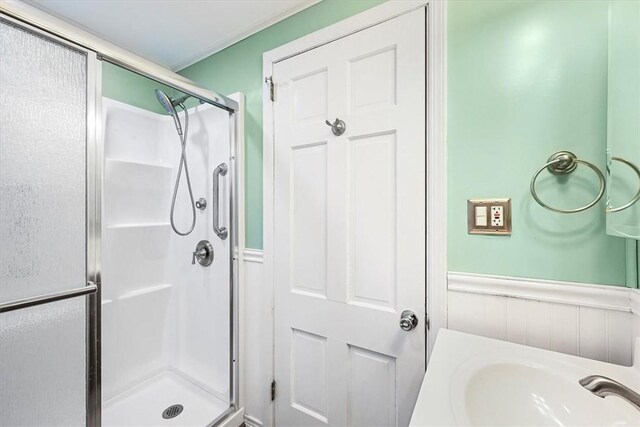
[[0, 19, 87, 302], [0, 297, 87, 425]]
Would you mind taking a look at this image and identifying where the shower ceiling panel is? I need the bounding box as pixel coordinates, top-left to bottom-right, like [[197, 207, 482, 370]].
[[24, 0, 318, 70]]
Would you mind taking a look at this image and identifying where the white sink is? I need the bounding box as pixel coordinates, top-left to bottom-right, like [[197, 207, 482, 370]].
[[410, 330, 640, 426]]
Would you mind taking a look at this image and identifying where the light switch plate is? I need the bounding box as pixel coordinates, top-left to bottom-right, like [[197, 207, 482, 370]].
[[467, 198, 512, 235]]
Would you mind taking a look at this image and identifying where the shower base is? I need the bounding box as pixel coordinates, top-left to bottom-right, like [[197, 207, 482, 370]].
[[103, 371, 229, 426]]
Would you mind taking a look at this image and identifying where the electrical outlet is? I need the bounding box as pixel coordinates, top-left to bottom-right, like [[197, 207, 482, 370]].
[[475, 206, 488, 226], [491, 206, 504, 227], [467, 198, 512, 235]]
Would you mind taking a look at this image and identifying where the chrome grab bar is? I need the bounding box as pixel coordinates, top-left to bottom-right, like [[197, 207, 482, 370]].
[[530, 151, 605, 213], [580, 375, 640, 412], [607, 157, 640, 213], [0, 282, 97, 313], [213, 162, 228, 240]]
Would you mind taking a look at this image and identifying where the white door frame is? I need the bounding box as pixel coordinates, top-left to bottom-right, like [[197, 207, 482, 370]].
[[262, 0, 447, 421]]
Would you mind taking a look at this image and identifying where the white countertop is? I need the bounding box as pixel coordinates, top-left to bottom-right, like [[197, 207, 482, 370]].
[[410, 329, 640, 426]]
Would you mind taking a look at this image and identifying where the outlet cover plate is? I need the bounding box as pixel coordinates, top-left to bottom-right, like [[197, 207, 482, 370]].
[[467, 198, 512, 235]]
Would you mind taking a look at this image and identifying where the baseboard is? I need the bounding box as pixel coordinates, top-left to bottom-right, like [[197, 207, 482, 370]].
[[448, 272, 632, 312], [244, 414, 264, 427], [218, 407, 245, 427]]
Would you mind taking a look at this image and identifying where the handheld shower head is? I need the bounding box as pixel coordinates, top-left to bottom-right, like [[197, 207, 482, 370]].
[[155, 89, 176, 115], [156, 88, 196, 236], [154, 89, 190, 135]]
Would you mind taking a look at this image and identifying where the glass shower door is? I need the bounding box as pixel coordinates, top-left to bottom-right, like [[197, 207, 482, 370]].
[[0, 17, 98, 425]]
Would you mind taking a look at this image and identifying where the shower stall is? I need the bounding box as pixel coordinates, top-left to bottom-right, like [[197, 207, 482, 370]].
[[0, 2, 241, 426], [101, 88, 236, 425]]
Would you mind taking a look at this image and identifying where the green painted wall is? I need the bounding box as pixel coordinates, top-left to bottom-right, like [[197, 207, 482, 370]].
[[175, 0, 628, 286], [179, 0, 386, 249], [448, 0, 626, 286], [626, 240, 639, 288], [102, 62, 171, 113]]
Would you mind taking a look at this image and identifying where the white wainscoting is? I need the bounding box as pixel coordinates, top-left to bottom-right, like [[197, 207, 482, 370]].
[[448, 272, 636, 366], [631, 290, 640, 362], [241, 263, 640, 425], [242, 249, 271, 427]]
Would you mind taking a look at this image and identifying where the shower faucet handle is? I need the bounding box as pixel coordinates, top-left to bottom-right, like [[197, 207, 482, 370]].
[[192, 248, 205, 265], [192, 240, 214, 266]]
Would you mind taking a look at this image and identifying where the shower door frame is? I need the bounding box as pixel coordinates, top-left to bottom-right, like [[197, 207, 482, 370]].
[[0, 12, 102, 426], [0, 4, 242, 426], [89, 51, 102, 427]]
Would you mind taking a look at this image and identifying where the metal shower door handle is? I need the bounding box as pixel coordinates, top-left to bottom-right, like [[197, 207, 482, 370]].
[[213, 163, 228, 240]]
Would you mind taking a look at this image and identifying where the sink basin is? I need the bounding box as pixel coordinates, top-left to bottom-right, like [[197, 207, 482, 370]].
[[410, 330, 640, 426], [451, 358, 637, 426]]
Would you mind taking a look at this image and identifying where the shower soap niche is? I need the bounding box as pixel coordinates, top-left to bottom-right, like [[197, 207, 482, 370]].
[[104, 158, 173, 226]]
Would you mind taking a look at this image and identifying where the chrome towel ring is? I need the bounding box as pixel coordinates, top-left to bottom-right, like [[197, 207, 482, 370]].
[[607, 157, 640, 213], [530, 151, 605, 214]]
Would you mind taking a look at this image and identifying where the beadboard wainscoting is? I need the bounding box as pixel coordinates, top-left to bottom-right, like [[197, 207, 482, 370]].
[[632, 290, 640, 362], [448, 272, 637, 366], [241, 262, 640, 426], [242, 249, 271, 427]]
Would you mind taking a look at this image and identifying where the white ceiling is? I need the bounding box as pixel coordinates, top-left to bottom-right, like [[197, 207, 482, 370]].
[[26, 0, 318, 70]]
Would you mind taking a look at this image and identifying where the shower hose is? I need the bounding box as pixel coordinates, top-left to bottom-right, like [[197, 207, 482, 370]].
[[170, 104, 197, 236]]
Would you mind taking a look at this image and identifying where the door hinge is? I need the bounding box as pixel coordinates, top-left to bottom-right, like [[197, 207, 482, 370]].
[[265, 76, 275, 102], [271, 380, 276, 401], [425, 313, 430, 331]]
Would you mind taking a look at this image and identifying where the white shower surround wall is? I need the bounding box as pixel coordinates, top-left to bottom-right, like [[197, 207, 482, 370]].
[[101, 98, 232, 421]]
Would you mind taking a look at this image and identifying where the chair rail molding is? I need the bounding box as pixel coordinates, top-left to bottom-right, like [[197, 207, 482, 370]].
[[449, 272, 632, 312], [631, 289, 640, 315], [243, 249, 264, 263]]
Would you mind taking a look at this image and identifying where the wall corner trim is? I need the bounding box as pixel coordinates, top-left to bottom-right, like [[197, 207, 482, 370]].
[[448, 272, 633, 312]]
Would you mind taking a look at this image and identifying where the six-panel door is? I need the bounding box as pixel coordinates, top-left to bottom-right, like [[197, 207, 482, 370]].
[[273, 9, 426, 427]]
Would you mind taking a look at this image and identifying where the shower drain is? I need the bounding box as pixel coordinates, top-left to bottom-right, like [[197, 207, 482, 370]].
[[162, 404, 184, 419]]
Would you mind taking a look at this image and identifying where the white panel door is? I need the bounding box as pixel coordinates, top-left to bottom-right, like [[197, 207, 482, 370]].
[[273, 9, 425, 427]]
